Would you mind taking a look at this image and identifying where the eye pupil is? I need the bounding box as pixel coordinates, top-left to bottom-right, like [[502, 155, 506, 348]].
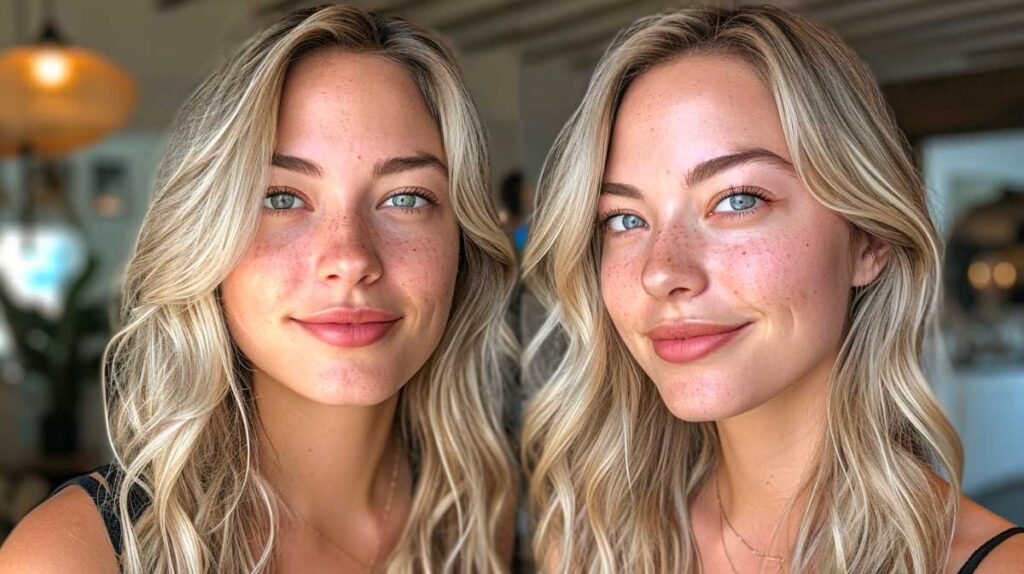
[[270, 193, 294, 209], [394, 194, 415, 207], [729, 194, 756, 210], [623, 214, 641, 229]]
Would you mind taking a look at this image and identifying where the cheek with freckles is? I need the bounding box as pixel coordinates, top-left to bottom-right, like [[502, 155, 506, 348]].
[[714, 215, 853, 349], [221, 223, 308, 357], [244, 222, 312, 297], [377, 221, 459, 307], [600, 240, 645, 346]]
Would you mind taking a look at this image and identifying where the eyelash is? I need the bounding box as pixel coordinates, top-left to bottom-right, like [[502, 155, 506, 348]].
[[263, 187, 310, 216], [596, 209, 647, 235], [381, 187, 439, 213], [708, 185, 770, 219], [261, 187, 440, 216], [596, 185, 771, 234]]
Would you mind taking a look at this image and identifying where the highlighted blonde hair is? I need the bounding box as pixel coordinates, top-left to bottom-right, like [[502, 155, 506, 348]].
[[103, 5, 516, 573], [521, 5, 962, 573]]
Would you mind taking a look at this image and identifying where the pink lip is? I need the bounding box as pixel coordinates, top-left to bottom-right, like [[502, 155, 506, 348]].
[[292, 307, 402, 348], [647, 321, 751, 363]]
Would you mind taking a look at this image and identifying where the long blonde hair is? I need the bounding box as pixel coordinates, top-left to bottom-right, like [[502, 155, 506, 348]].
[[521, 5, 962, 573], [102, 6, 517, 573]]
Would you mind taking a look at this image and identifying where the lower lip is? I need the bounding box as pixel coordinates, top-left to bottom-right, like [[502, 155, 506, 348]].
[[650, 323, 750, 363], [294, 319, 399, 348]]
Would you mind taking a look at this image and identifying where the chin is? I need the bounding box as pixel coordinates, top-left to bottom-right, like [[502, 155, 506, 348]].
[[650, 371, 766, 423], [305, 384, 402, 407], [293, 364, 408, 407]]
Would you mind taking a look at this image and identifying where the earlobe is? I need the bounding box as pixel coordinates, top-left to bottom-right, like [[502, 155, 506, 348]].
[[851, 233, 891, 287]]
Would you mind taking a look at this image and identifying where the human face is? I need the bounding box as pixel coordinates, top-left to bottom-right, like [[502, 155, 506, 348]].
[[221, 51, 459, 406], [599, 55, 885, 422]]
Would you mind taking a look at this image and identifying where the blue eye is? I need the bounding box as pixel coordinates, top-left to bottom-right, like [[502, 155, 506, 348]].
[[713, 193, 760, 213], [605, 213, 646, 232], [264, 191, 306, 210], [382, 192, 430, 209]]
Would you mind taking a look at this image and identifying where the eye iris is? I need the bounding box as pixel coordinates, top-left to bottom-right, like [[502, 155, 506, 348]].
[[393, 194, 416, 208], [270, 193, 295, 209], [623, 214, 642, 229], [729, 194, 756, 211]]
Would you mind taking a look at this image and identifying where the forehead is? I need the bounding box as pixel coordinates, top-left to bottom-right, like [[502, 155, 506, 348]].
[[275, 49, 443, 159], [606, 54, 790, 178]]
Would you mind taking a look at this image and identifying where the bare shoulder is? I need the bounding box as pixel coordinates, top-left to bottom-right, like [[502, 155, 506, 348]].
[[0, 481, 118, 574], [947, 493, 1024, 573]]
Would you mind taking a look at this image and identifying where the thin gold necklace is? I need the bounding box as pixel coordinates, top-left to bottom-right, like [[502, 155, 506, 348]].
[[283, 441, 402, 573], [720, 504, 742, 574], [716, 473, 786, 566]]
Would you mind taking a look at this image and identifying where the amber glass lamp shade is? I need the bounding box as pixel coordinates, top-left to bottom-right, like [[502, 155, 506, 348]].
[[0, 42, 137, 158]]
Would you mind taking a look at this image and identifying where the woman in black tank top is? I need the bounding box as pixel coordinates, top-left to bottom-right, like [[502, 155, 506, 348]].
[[0, 5, 518, 573]]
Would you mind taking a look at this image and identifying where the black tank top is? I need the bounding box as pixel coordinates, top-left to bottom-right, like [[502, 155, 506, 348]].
[[53, 465, 1022, 572], [51, 464, 150, 561]]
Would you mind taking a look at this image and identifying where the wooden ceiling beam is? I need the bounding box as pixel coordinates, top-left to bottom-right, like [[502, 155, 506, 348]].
[[460, 0, 637, 53], [435, 0, 547, 34], [156, 0, 200, 9], [850, 5, 1024, 54], [834, 0, 1022, 40]]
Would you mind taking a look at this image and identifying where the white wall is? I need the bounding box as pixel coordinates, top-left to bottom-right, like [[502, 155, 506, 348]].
[[922, 129, 1024, 238], [922, 130, 1024, 500], [460, 45, 522, 193], [521, 58, 593, 184]]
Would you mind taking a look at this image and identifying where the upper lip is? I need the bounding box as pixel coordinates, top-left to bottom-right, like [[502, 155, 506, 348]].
[[647, 321, 750, 340], [293, 307, 402, 324]]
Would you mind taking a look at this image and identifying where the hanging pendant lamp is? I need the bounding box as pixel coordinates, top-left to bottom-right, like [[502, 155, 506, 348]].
[[0, 1, 138, 158]]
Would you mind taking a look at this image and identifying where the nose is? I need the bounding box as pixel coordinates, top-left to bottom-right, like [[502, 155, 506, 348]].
[[640, 222, 708, 300], [315, 214, 383, 288]]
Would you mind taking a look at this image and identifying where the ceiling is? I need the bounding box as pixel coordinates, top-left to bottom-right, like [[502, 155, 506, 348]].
[[250, 0, 1024, 79], [0, 0, 1021, 131]]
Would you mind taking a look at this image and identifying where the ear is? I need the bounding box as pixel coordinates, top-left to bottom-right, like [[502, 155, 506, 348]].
[[851, 232, 891, 287]]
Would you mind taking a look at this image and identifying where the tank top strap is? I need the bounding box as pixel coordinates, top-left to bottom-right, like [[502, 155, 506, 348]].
[[51, 463, 150, 559], [957, 526, 1024, 573]]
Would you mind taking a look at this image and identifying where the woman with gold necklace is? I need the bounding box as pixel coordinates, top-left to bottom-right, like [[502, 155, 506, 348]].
[[521, 5, 1023, 573]]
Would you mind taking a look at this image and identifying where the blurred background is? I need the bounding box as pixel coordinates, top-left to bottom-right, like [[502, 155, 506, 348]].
[[0, 0, 1021, 563]]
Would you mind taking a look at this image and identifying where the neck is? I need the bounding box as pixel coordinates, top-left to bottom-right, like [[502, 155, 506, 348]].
[[252, 371, 402, 532], [712, 354, 834, 556]]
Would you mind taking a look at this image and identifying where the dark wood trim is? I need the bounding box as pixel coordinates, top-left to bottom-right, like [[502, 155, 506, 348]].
[[883, 65, 1024, 143]]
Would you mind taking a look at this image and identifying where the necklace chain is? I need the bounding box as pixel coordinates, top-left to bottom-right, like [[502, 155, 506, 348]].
[[283, 440, 402, 573], [715, 473, 786, 569]]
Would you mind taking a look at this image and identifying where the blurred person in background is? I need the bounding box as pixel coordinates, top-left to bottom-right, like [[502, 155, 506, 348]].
[[497, 170, 532, 254]]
